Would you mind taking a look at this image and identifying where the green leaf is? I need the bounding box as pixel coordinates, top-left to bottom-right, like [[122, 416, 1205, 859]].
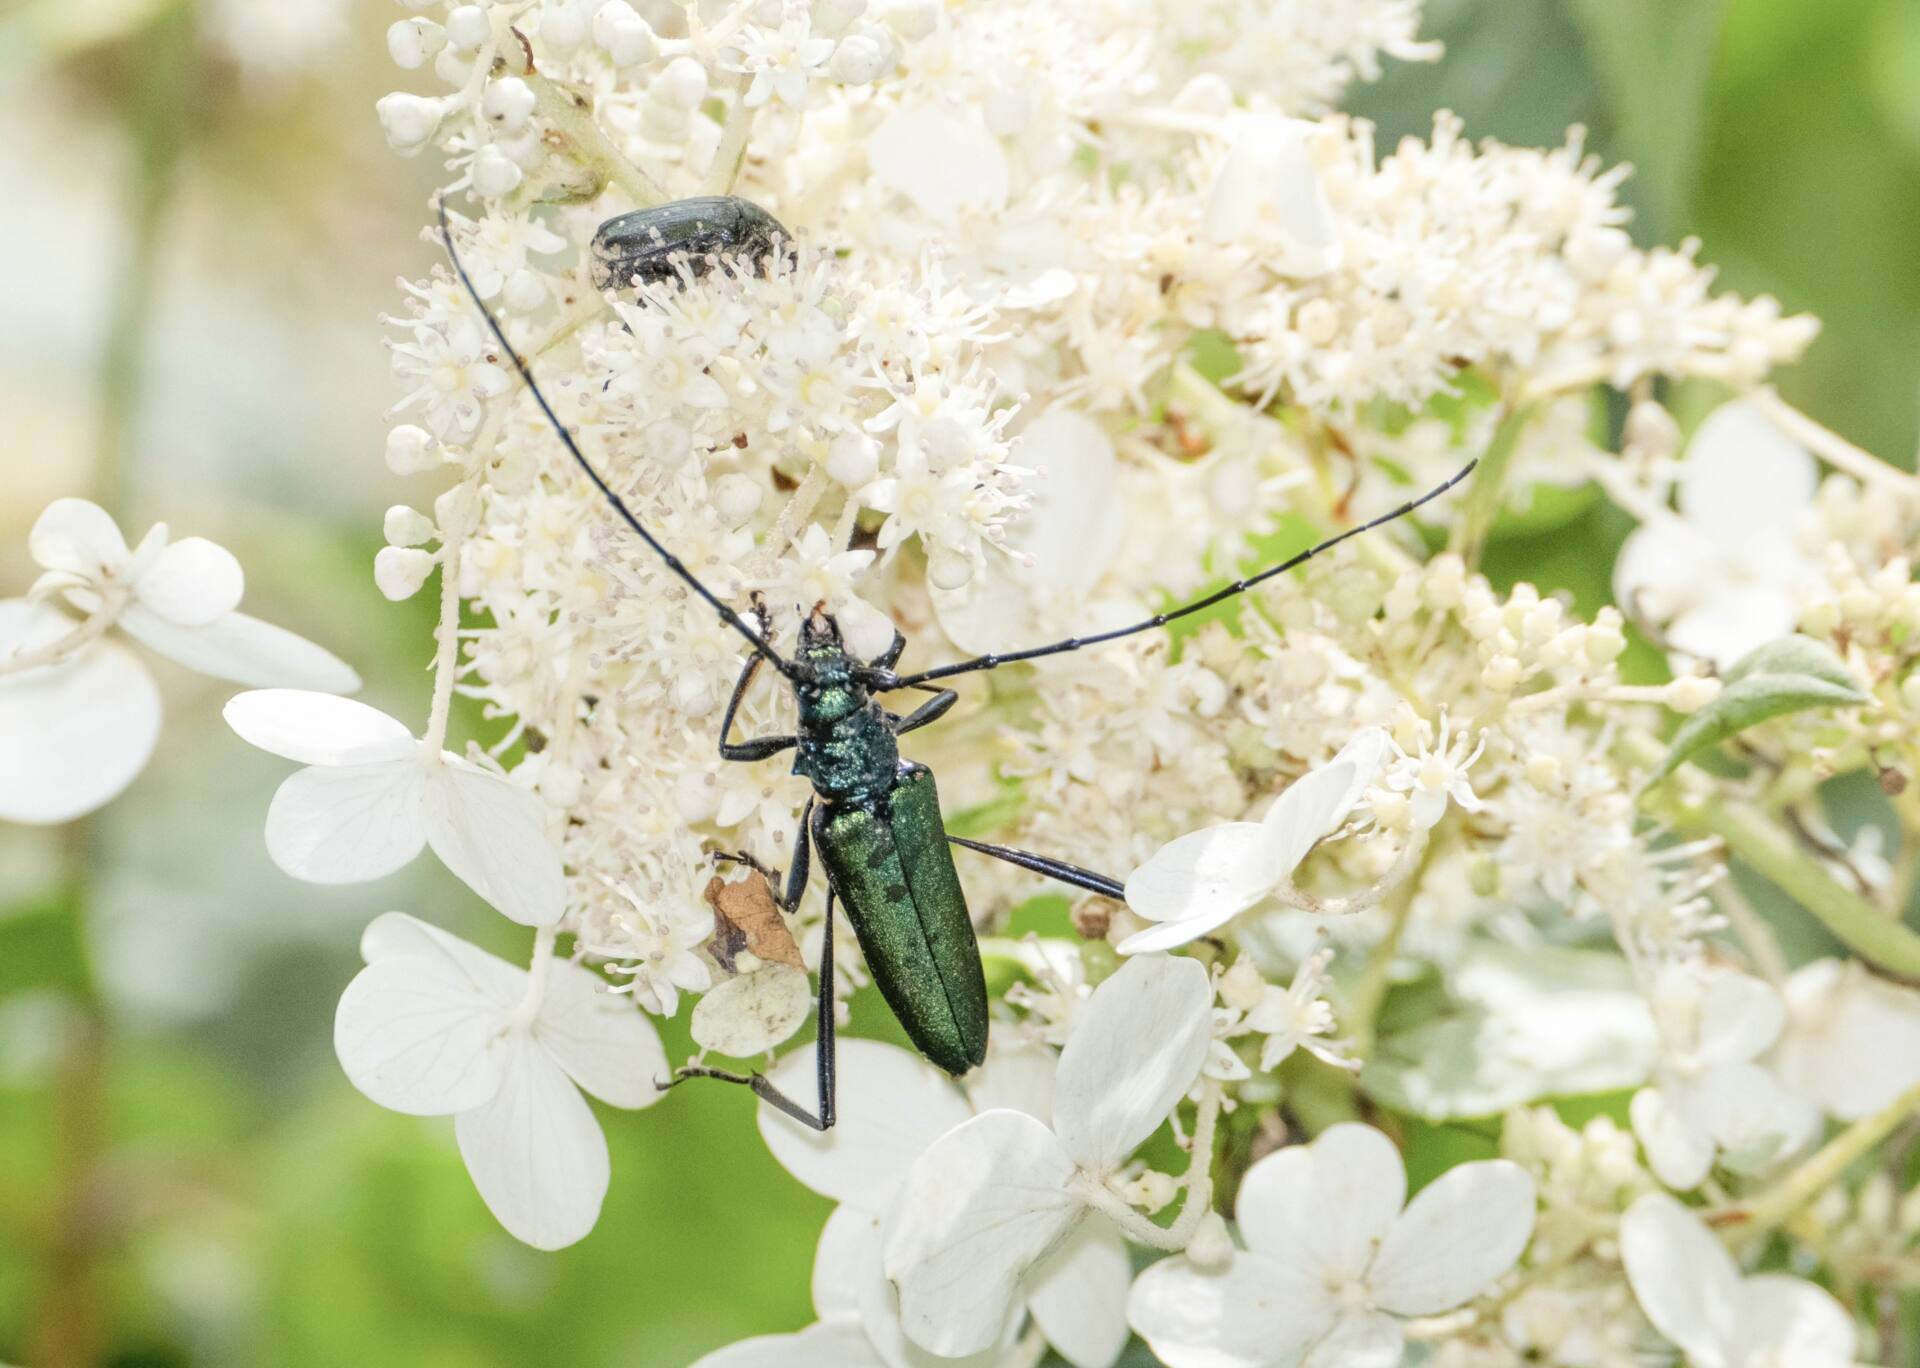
[[1652, 635, 1870, 782]]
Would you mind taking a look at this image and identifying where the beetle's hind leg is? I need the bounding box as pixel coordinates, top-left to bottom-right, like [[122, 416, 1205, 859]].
[[665, 820, 837, 1129]]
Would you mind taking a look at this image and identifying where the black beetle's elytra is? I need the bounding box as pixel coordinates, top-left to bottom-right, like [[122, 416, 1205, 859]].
[[589, 195, 792, 293]]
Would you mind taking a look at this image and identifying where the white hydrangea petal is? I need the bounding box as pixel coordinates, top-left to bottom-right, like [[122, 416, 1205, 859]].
[[1731, 1275, 1856, 1367], [0, 600, 160, 824], [1205, 114, 1340, 277], [358, 911, 525, 1007], [1692, 1062, 1817, 1175], [423, 758, 565, 926], [1127, 1251, 1334, 1368], [1665, 586, 1799, 671], [760, 1038, 972, 1210], [1053, 955, 1213, 1170], [119, 607, 360, 692], [1262, 728, 1391, 873], [1779, 960, 1920, 1119], [132, 536, 243, 626], [1618, 1192, 1742, 1368], [1235, 1124, 1405, 1279], [1302, 1311, 1403, 1368], [692, 1324, 887, 1368], [812, 1203, 873, 1323], [29, 498, 128, 578], [965, 1043, 1057, 1122], [869, 106, 1009, 222], [1630, 1084, 1715, 1190], [691, 965, 812, 1058], [1695, 968, 1786, 1067], [1370, 1159, 1536, 1315], [1613, 521, 1712, 621], [264, 758, 429, 883], [534, 956, 668, 1108], [223, 689, 416, 765], [1023, 1216, 1130, 1368], [1679, 400, 1817, 547], [333, 956, 506, 1115], [455, 1034, 608, 1250], [883, 1109, 1081, 1358], [931, 410, 1126, 656], [831, 1201, 1009, 1368], [1123, 822, 1277, 931]]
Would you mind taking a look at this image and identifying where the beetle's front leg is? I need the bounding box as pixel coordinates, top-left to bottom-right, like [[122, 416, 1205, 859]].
[[718, 650, 799, 762], [891, 688, 958, 737]]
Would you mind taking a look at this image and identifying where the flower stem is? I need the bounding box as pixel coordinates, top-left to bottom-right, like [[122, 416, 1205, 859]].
[[0, 596, 121, 678], [509, 926, 559, 1029], [1448, 402, 1536, 568], [1641, 781, 1920, 979], [1749, 387, 1920, 492], [701, 73, 756, 196], [1081, 1078, 1223, 1251], [421, 512, 468, 755], [521, 68, 666, 208], [1713, 1080, 1920, 1241]]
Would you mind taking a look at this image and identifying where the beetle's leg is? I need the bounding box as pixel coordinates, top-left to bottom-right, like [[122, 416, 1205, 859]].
[[890, 687, 958, 736], [948, 835, 1126, 901], [666, 882, 837, 1131], [711, 798, 811, 913], [868, 629, 908, 672], [718, 650, 799, 762]]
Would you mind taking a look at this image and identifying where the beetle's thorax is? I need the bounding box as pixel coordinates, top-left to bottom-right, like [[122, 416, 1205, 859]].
[[792, 611, 898, 803]]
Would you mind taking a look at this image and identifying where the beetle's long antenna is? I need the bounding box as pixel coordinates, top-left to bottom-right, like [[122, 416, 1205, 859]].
[[435, 199, 797, 678], [888, 458, 1478, 688]]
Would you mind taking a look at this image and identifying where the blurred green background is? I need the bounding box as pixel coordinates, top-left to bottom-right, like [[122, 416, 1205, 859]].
[[0, 0, 1915, 1364]]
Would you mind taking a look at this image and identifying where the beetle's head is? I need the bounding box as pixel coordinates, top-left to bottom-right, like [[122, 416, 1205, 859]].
[[796, 603, 852, 678]]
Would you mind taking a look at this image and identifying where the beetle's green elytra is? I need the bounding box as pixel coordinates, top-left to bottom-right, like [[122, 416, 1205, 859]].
[[437, 195, 1475, 1132], [589, 195, 792, 293], [816, 765, 988, 1076]]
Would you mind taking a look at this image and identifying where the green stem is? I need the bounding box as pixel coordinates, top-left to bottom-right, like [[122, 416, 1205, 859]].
[[93, 0, 194, 510], [523, 70, 665, 207], [1448, 402, 1537, 567], [1346, 840, 1431, 1058], [1715, 1081, 1920, 1241], [1644, 783, 1920, 978]]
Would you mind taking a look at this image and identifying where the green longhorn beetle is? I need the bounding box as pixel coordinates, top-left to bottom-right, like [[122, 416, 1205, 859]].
[[437, 197, 1475, 1130]]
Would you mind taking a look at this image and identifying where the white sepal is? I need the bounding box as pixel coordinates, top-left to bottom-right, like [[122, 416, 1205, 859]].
[[224, 689, 416, 765], [1053, 955, 1214, 1171], [0, 599, 161, 824], [883, 1109, 1081, 1358]]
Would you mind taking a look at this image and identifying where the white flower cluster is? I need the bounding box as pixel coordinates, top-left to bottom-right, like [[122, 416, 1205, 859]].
[[9, 0, 1912, 1361]]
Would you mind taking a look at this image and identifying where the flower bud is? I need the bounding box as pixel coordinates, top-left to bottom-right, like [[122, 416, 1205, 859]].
[[1482, 654, 1525, 693], [482, 76, 537, 131], [653, 56, 709, 111], [593, 1, 656, 66], [830, 31, 890, 84], [1218, 959, 1266, 1012], [385, 424, 441, 474], [644, 420, 693, 468], [926, 547, 973, 590], [826, 431, 880, 486], [384, 505, 436, 547], [387, 18, 445, 69], [877, 0, 938, 41], [445, 4, 491, 51], [375, 92, 448, 156], [712, 473, 763, 526], [1664, 674, 1721, 714], [539, 0, 589, 53], [375, 546, 437, 601], [471, 144, 524, 197]]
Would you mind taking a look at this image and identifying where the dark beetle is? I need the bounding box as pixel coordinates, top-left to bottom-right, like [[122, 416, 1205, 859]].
[[438, 198, 1474, 1130], [589, 195, 791, 292]]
